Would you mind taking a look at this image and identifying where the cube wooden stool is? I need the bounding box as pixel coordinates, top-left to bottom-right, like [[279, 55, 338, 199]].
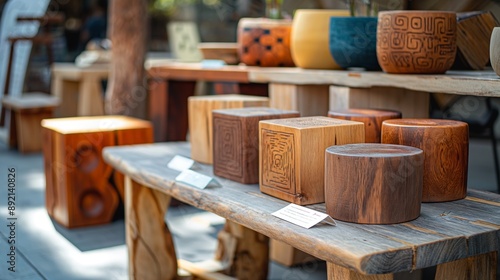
[[188, 94, 269, 164], [2, 93, 60, 153], [328, 108, 401, 143], [259, 116, 364, 205], [325, 144, 424, 224], [41, 116, 153, 228], [213, 107, 299, 184], [382, 119, 469, 202]]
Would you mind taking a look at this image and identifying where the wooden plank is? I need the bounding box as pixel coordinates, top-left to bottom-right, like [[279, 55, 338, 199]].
[[329, 86, 429, 118], [146, 63, 251, 83], [327, 262, 393, 280], [269, 83, 329, 116], [177, 259, 236, 280], [125, 177, 177, 280], [435, 251, 497, 280], [270, 239, 316, 266]]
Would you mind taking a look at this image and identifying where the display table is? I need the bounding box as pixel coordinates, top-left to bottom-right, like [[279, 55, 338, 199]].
[[103, 142, 499, 280], [51, 62, 109, 117]]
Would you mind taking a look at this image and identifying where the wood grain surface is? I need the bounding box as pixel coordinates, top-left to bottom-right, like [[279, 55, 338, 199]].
[[188, 94, 269, 164], [259, 116, 365, 205], [103, 142, 500, 276], [213, 107, 299, 184], [102, 142, 500, 275], [382, 119, 469, 202], [328, 108, 402, 143], [269, 84, 330, 116], [325, 144, 423, 224]]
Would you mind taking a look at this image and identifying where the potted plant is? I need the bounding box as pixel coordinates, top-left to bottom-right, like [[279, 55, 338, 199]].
[[328, 0, 381, 70], [236, 0, 295, 67]]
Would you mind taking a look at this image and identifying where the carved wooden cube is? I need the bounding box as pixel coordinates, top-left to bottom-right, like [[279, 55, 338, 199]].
[[41, 116, 153, 228], [188, 94, 269, 164], [213, 107, 299, 184], [259, 116, 365, 205]]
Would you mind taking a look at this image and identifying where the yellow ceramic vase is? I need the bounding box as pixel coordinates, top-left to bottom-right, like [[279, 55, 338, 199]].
[[291, 9, 350, 69]]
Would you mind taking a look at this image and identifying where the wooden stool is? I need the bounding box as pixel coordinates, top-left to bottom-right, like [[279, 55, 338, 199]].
[[259, 116, 364, 205], [41, 116, 153, 228], [325, 144, 423, 224], [382, 119, 469, 202], [328, 108, 401, 143], [2, 93, 60, 153], [213, 107, 299, 184], [188, 94, 269, 164]]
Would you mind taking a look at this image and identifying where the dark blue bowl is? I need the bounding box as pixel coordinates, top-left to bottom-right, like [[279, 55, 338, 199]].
[[329, 17, 380, 71]]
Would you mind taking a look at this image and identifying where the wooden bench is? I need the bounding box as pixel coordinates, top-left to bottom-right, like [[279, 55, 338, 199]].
[[103, 142, 500, 280], [1, 93, 59, 153]]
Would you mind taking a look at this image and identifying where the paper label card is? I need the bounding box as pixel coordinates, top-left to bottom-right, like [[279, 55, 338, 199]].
[[175, 170, 221, 189], [168, 155, 200, 172], [272, 204, 336, 229]]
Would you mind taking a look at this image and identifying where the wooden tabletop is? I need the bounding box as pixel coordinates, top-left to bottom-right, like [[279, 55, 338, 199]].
[[102, 142, 500, 275], [146, 61, 500, 96]]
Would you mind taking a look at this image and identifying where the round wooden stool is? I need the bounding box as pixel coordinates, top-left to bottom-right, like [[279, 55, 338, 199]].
[[325, 144, 423, 224], [328, 108, 401, 143], [382, 119, 469, 202]]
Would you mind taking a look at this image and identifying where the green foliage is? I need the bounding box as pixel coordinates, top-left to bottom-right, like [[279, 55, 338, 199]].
[[266, 0, 284, 19]]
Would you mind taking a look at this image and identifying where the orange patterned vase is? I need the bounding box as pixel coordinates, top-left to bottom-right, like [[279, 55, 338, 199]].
[[376, 11, 457, 74], [237, 18, 294, 67]]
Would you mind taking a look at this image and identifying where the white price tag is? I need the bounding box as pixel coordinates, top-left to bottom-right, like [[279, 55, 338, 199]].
[[272, 204, 336, 229], [168, 155, 199, 171], [175, 170, 221, 189]]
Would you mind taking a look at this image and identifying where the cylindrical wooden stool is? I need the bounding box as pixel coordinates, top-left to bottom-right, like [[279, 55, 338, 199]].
[[328, 108, 401, 143], [382, 119, 469, 202], [325, 144, 423, 224]]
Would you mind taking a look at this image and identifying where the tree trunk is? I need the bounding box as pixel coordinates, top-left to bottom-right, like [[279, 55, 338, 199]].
[[106, 0, 148, 118]]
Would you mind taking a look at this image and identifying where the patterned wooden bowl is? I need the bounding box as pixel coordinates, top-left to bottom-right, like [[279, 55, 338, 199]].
[[376, 11, 457, 74], [237, 18, 294, 67]]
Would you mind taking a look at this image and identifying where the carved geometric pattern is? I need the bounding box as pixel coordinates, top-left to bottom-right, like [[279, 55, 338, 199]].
[[261, 129, 295, 191], [377, 13, 456, 73], [239, 26, 294, 67], [214, 118, 243, 177]]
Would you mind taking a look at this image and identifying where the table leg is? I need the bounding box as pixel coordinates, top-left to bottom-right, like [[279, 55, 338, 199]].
[[52, 77, 79, 117], [125, 177, 177, 280], [269, 83, 330, 116], [435, 251, 497, 280], [329, 86, 430, 118], [78, 77, 105, 116], [215, 220, 269, 280], [327, 262, 394, 280], [239, 83, 269, 97]]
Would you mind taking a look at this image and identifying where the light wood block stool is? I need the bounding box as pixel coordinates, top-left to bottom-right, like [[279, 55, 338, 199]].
[[328, 108, 401, 143], [259, 116, 364, 205], [213, 107, 299, 184], [325, 144, 423, 224], [382, 119, 469, 202], [41, 115, 153, 228], [2, 93, 60, 153], [188, 94, 269, 164]]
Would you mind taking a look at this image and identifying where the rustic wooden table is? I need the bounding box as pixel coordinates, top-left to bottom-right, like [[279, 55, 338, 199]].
[[103, 142, 499, 280]]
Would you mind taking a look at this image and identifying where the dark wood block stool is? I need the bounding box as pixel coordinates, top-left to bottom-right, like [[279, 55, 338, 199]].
[[382, 119, 469, 202], [328, 108, 401, 143], [2, 93, 60, 153], [325, 144, 423, 224], [41, 116, 153, 228], [259, 116, 364, 205], [213, 107, 299, 184], [188, 94, 269, 164]]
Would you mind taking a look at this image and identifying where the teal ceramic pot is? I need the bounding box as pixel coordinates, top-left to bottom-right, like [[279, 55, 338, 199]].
[[329, 17, 380, 70]]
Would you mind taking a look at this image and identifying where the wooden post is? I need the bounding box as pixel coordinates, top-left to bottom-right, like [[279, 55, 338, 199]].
[[327, 262, 394, 280], [269, 83, 330, 116], [106, 0, 148, 118], [435, 251, 497, 280], [125, 177, 177, 280]]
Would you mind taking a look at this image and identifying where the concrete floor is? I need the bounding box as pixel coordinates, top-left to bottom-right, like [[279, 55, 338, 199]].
[[0, 138, 498, 280]]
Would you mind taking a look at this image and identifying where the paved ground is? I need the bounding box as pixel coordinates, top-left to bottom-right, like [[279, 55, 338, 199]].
[[0, 138, 498, 280]]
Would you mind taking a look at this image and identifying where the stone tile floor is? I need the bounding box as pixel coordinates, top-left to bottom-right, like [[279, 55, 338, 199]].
[[0, 138, 498, 280]]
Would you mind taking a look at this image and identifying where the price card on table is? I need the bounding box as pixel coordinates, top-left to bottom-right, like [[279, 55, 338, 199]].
[[167, 155, 200, 171], [175, 169, 221, 189], [272, 204, 336, 229]]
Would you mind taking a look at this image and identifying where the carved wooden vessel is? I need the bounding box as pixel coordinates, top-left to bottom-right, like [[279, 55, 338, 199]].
[[259, 116, 364, 205], [328, 108, 401, 143], [377, 11, 457, 74], [325, 144, 423, 224], [213, 107, 299, 184], [41, 116, 153, 228], [188, 94, 269, 164], [382, 119, 469, 202]]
